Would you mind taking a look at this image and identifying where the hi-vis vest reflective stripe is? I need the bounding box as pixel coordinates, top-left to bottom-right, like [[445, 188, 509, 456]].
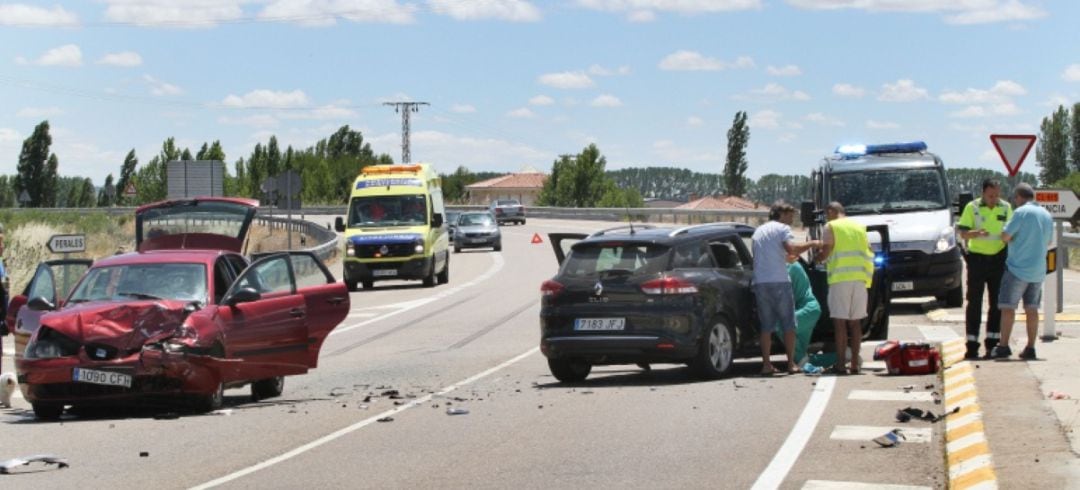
[[968, 198, 1009, 255], [827, 218, 873, 287]]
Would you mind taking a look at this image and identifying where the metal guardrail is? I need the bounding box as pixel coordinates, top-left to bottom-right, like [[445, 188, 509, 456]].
[[255, 215, 339, 262], [297, 205, 770, 225], [1062, 233, 1080, 249]]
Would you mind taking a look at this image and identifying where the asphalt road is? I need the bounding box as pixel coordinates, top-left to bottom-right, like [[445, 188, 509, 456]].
[[3, 217, 1032, 489]]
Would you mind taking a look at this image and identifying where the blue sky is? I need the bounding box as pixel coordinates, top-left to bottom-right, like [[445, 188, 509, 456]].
[[1, 0, 1079, 186]]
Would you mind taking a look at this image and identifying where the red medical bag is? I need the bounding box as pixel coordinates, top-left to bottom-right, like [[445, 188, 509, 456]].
[[873, 341, 940, 375]]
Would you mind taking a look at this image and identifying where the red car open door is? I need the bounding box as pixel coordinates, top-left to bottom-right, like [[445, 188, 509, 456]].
[[6, 259, 92, 362], [285, 252, 349, 368]]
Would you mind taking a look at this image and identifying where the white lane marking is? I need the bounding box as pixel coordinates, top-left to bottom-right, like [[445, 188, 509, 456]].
[[848, 390, 935, 402], [830, 426, 932, 444], [330, 253, 505, 337], [750, 376, 836, 490], [803, 481, 931, 490], [917, 324, 962, 342], [345, 312, 380, 319], [947, 432, 988, 453], [949, 453, 994, 480], [190, 346, 539, 490]]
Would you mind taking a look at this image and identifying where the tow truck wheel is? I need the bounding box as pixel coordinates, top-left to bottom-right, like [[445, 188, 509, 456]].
[[251, 376, 284, 401], [32, 402, 64, 421]]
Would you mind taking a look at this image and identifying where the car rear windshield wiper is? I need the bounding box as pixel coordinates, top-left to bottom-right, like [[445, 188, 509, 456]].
[[117, 291, 165, 301]]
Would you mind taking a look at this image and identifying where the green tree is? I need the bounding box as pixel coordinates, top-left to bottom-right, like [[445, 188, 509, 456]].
[[0, 176, 15, 207], [267, 136, 282, 178], [1072, 102, 1080, 173], [724, 111, 750, 197], [15, 120, 56, 207], [116, 149, 138, 205], [537, 154, 572, 206], [98, 174, 115, 207], [1037, 105, 1071, 185], [43, 153, 59, 207]]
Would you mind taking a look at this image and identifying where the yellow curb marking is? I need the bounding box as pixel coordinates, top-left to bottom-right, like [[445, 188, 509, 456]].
[[940, 350, 997, 490]]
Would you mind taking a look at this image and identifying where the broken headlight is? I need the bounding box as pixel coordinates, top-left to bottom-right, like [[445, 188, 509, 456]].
[[25, 327, 81, 359], [162, 324, 199, 353]]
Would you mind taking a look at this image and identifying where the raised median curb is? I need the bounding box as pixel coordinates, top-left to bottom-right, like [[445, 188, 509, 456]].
[[940, 338, 999, 490]]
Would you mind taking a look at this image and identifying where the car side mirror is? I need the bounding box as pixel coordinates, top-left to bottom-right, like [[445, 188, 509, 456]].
[[335, 217, 346, 233], [227, 287, 261, 306], [432, 213, 444, 228], [28, 296, 56, 312]]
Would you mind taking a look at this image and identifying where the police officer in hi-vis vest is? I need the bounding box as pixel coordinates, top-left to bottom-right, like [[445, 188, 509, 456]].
[[957, 178, 1012, 359]]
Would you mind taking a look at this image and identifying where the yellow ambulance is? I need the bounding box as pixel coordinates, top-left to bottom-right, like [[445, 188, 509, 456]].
[[334, 163, 449, 290]]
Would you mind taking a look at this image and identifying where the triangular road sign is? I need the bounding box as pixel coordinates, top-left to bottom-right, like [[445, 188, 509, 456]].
[[990, 134, 1037, 177], [124, 181, 137, 196], [531, 233, 543, 244]]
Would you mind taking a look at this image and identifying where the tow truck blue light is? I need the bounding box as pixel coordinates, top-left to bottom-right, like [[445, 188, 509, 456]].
[[873, 253, 886, 267], [866, 141, 927, 154]]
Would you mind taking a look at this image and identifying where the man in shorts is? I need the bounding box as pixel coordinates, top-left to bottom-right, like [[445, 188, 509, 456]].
[[816, 202, 873, 374], [752, 201, 821, 375], [993, 183, 1053, 360]]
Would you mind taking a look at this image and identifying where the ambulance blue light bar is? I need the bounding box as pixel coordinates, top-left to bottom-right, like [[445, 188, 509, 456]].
[[835, 141, 928, 158]]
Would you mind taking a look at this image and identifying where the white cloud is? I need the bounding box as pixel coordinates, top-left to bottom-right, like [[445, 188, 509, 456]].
[[279, 103, 357, 120], [537, 71, 595, 89], [766, 64, 802, 76], [832, 83, 866, 98], [97, 51, 143, 67], [590, 94, 623, 107], [259, 0, 417, 26], [803, 112, 844, 127], [736, 83, 811, 102], [1044, 94, 1072, 108], [588, 64, 631, 76], [451, 104, 477, 113], [16, 107, 64, 118], [528, 95, 555, 106], [687, 116, 704, 127], [939, 80, 1026, 104], [785, 0, 1046, 25], [627, 9, 655, 21], [1063, 64, 1080, 82], [0, 128, 20, 142], [659, 50, 754, 71], [143, 74, 184, 96], [222, 89, 309, 108], [866, 120, 900, 130], [577, 0, 763, 17], [650, 139, 723, 164], [750, 110, 783, 130], [105, 0, 248, 27], [30, 44, 82, 67], [428, 0, 541, 21], [0, 4, 78, 26], [370, 129, 550, 172], [878, 79, 928, 102], [507, 107, 536, 118]]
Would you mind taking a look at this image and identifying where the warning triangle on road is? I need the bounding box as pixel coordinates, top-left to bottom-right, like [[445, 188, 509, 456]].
[[531, 233, 543, 244], [990, 134, 1037, 177]]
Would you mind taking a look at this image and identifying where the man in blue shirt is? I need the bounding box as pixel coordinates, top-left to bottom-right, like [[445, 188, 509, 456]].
[[993, 183, 1054, 360]]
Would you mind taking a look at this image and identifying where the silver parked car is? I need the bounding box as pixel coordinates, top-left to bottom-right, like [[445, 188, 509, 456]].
[[453, 212, 502, 253], [489, 199, 525, 225]]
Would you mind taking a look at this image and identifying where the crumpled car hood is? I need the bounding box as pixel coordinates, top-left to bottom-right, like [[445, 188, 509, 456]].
[[41, 300, 190, 351]]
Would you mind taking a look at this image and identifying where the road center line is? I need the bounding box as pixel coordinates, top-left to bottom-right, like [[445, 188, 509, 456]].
[[330, 253, 505, 337], [750, 376, 836, 490], [190, 346, 540, 490]]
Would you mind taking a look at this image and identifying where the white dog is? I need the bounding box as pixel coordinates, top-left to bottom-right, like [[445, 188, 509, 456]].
[[0, 372, 17, 408]]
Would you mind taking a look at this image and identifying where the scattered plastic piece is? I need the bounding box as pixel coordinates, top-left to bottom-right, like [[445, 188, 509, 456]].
[[1049, 391, 1071, 400], [377, 417, 394, 423], [0, 455, 69, 474], [803, 363, 823, 375], [899, 385, 915, 392], [446, 408, 469, 415], [873, 429, 906, 448], [211, 409, 233, 416], [139, 452, 150, 458]]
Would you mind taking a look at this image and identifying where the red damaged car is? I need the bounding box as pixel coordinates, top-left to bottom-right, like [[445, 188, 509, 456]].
[[13, 198, 349, 420]]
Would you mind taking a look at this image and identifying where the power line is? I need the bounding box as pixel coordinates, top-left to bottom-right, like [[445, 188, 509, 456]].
[[384, 101, 428, 164], [0, 5, 425, 28]]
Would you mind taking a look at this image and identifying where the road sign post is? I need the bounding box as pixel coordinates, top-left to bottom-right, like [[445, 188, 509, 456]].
[[1033, 188, 1078, 341], [48, 234, 87, 288]]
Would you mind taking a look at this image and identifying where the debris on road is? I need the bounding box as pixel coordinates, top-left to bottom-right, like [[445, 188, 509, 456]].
[[380, 389, 400, 397], [898, 385, 915, 393], [329, 387, 349, 397], [446, 408, 470, 415], [1049, 391, 1071, 400], [359, 405, 369, 410], [0, 455, 69, 474], [139, 452, 149, 458], [873, 429, 906, 448], [211, 409, 233, 416], [377, 417, 394, 423]]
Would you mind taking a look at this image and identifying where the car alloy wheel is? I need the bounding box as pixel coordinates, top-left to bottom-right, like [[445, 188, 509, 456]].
[[709, 322, 734, 373]]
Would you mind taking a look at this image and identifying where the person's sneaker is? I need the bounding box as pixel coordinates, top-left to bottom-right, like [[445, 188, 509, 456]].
[[991, 345, 1013, 359], [1019, 347, 1037, 360]]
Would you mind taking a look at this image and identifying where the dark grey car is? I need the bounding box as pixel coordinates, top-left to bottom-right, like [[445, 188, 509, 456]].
[[453, 212, 502, 252]]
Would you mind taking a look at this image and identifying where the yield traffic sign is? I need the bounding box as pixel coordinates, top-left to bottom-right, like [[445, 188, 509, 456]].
[[1034, 188, 1080, 220], [990, 134, 1036, 177]]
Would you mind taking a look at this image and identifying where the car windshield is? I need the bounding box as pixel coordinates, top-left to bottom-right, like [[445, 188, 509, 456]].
[[561, 242, 670, 279], [829, 169, 948, 215], [68, 263, 208, 304], [459, 213, 494, 226], [348, 195, 428, 227]]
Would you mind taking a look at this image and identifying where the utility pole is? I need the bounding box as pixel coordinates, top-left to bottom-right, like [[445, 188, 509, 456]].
[[383, 101, 429, 164]]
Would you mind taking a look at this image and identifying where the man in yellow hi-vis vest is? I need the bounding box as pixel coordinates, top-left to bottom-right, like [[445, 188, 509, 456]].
[[815, 202, 873, 374], [957, 178, 1011, 359]]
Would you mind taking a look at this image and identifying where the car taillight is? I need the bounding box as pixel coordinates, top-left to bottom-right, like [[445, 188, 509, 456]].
[[541, 279, 564, 298], [641, 276, 698, 295]]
